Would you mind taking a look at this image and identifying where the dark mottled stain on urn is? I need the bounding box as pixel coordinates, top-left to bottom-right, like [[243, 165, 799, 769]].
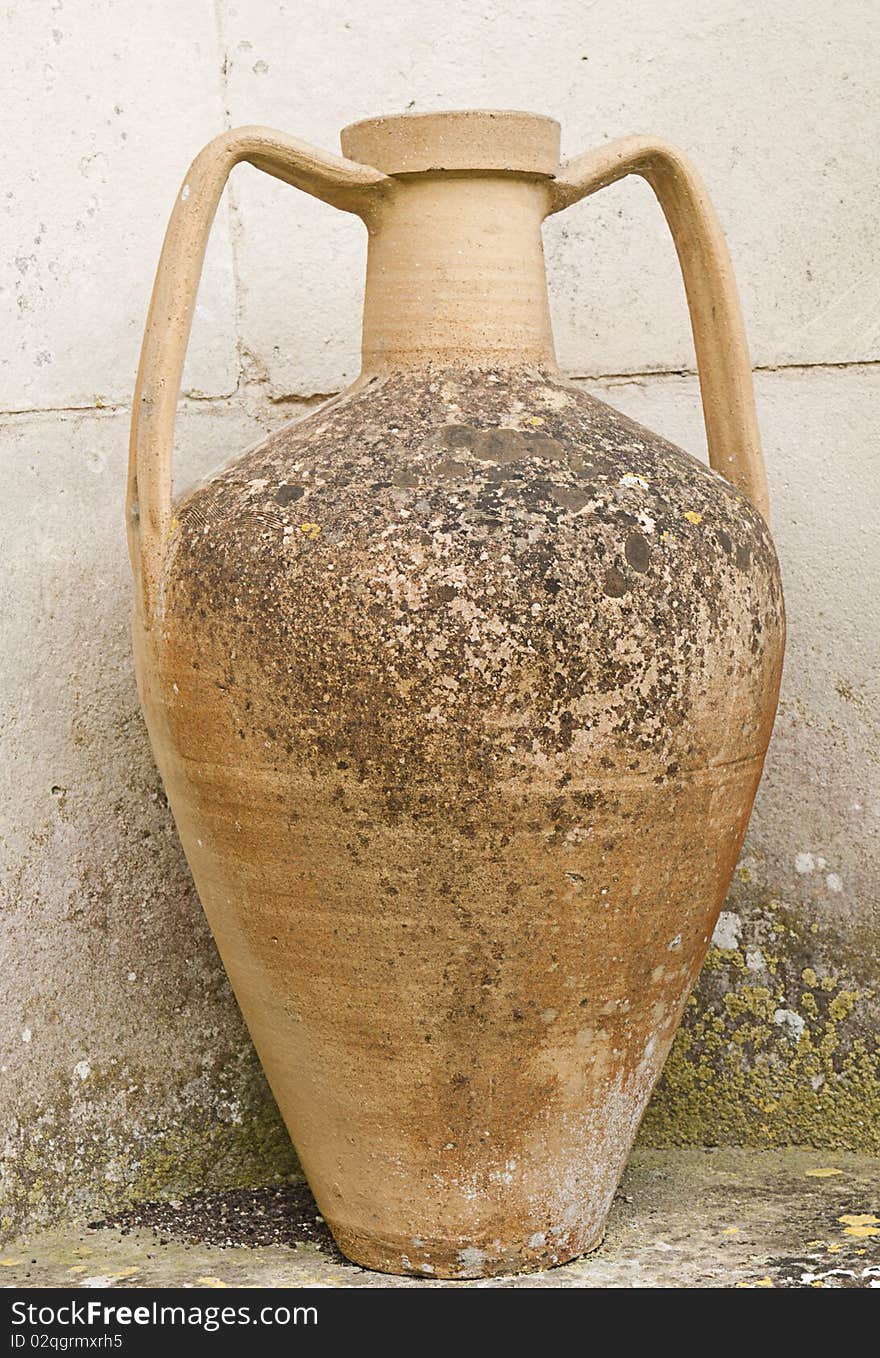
[[165, 366, 784, 795], [625, 531, 651, 573], [603, 566, 629, 598], [275, 483, 304, 506], [552, 485, 589, 513], [447, 425, 567, 466]]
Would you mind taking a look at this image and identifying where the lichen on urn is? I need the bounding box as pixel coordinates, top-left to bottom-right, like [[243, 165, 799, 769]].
[[165, 368, 781, 795]]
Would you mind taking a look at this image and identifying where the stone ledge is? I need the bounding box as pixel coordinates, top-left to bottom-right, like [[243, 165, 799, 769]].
[[3, 1149, 878, 1289]]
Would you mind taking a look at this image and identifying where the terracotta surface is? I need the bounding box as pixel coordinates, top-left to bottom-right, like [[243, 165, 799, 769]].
[[127, 112, 784, 1278]]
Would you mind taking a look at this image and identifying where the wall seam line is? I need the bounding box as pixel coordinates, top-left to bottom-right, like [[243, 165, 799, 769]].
[[2, 357, 878, 421]]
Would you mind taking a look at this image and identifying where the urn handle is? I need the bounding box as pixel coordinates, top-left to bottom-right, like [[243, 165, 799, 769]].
[[127, 127, 391, 625], [549, 137, 769, 522]]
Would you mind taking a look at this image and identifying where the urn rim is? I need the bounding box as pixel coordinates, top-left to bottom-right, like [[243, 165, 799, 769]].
[[340, 108, 561, 177]]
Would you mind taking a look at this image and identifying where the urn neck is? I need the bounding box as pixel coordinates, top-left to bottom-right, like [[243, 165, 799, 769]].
[[341, 113, 561, 378], [358, 172, 557, 376]]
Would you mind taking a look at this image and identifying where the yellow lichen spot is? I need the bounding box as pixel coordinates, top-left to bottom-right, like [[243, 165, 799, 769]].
[[754, 1277, 775, 1287], [68, 1264, 88, 1274], [829, 990, 860, 1021], [843, 1225, 880, 1239], [169, 516, 181, 537], [527, 416, 545, 426], [197, 1276, 229, 1288], [722, 1226, 739, 1236], [110, 1268, 139, 1281], [805, 1240, 823, 1248], [683, 510, 703, 525], [0, 1259, 23, 1267], [801, 967, 819, 988], [826, 1243, 842, 1254], [805, 1167, 843, 1178], [300, 522, 321, 541], [838, 1213, 879, 1227], [810, 1279, 824, 1287]]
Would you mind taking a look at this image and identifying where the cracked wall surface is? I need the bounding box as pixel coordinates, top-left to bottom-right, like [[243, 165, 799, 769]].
[[1, 1, 878, 1236]]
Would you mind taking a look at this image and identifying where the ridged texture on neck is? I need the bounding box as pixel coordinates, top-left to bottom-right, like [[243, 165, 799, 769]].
[[360, 174, 557, 375]]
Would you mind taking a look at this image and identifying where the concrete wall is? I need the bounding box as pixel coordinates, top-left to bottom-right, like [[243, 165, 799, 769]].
[[2, 1, 878, 1236]]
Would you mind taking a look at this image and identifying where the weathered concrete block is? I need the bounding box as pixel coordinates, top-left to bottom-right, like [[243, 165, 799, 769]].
[[0, 405, 295, 1237], [0, 0, 237, 411], [221, 0, 880, 395]]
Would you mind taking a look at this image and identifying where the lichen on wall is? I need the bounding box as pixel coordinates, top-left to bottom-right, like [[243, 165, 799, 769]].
[[0, 408, 300, 1245], [642, 852, 879, 1151], [1, 1053, 296, 1243]]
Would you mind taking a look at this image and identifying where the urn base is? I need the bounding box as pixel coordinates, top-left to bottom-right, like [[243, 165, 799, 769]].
[[327, 1219, 606, 1280]]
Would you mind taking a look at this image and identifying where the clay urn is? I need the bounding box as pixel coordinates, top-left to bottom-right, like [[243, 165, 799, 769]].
[[127, 111, 784, 1277]]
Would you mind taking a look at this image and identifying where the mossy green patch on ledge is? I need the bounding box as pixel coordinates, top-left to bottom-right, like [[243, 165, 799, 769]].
[[640, 888, 879, 1151]]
